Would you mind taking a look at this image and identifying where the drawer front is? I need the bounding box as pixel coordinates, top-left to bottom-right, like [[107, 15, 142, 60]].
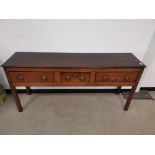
[[60, 72, 90, 83], [9, 72, 55, 84], [95, 72, 138, 84]]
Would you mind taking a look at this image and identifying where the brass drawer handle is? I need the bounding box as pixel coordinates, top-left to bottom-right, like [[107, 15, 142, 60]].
[[79, 75, 85, 81], [42, 75, 48, 81], [124, 76, 129, 82], [64, 75, 71, 81], [102, 76, 108, 81], [18, 75, 24, 81]]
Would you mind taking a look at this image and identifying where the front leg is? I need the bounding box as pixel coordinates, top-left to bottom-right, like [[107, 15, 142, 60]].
[[11, 86, 23, 112], [4, 68, 23, 112], [124, 68, 144, 111], [124, 86, 136, 111]]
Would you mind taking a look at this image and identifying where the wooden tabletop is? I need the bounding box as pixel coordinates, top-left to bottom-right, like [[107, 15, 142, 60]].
[[2, 52, 145, 68]]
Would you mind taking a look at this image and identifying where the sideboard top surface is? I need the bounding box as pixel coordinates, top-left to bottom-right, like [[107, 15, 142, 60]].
[[2, 52, 145, 68]]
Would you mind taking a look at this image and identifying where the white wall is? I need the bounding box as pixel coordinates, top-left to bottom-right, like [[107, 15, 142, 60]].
[[140, 29, 155, 87], [0, 19, 155, 89]]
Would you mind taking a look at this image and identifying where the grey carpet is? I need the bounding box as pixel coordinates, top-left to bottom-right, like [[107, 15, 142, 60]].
[[0, 91, 155, 135]]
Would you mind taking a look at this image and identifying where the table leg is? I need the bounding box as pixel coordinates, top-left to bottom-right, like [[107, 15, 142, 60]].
[[124, 68, 144, 111], [10, 86, 23, 112], [26, 86, 31, 95], [4, 68, 23, 112], [116, 86, 122, 94], [124, 85, 136, 111]]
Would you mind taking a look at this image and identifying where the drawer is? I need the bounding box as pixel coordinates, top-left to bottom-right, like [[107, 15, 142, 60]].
[[60, 72, 90, 83], [95, 72, 138, 83], [9, 71, 55, 84]]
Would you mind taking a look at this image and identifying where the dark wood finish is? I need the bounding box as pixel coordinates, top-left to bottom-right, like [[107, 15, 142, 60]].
[[9, 71, 55, 85], [4, 68, 23, 112], [2, 52, 145, 68], [1, 52, 145, 112], [60, 72, 91, 83], [6, 67, 141, 72], [26, 86, 31, 95], [95, 72, 138, 84], [116, 86, 122, 94], [5, 68, 141, 86], [124, 68, 144, 110]]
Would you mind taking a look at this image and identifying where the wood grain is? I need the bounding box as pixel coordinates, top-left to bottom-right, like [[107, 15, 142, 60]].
[[2, 52, 146, 68], [2, 52, 145, 112]]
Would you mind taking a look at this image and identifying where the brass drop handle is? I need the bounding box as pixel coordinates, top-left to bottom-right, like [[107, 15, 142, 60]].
[[42, 75, 47, 81], [124, 76, 129, 82], [64, 75, 71, 81], [102, 75, 108, 81], [79, 75, 85, 81], [18, 75, 24, 81]]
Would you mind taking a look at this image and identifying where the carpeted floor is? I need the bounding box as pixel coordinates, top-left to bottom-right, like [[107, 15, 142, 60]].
[[0, 91, 155, 135]]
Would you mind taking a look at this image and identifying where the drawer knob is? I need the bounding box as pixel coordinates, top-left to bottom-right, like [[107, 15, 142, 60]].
[[64, 75, 71, 81], [18, 75, 24, 81], [102, 76, 108, 81], [80, 75, 85, 81], [42, 75, 47, 81], [124, 76, 129, 82]]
